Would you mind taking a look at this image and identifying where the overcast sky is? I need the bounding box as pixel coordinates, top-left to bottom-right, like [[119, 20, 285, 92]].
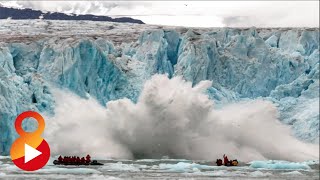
[[0, 1, 319, 27]]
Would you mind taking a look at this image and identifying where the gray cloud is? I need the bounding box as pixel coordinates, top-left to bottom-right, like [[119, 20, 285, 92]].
[[222, 16, 268, 27], [222, 16, 250, 27]]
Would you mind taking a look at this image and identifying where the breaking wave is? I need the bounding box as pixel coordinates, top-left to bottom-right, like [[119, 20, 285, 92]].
[[45, 74, 319, 162]]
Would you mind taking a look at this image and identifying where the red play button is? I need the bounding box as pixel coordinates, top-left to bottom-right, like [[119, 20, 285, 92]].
[[11, 139, 51, 171]]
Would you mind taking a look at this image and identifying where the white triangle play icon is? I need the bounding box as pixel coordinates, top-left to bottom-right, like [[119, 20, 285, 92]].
[[24, 144, 42, 163]]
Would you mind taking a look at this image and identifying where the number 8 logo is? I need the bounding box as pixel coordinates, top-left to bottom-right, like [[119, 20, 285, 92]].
[[10, 111, 51, 171]]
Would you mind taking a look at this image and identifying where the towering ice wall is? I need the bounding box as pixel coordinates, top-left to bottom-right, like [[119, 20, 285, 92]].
[[0, 21, 318, 155], [0, 38, 129, 154], [0, 45, 54, 154], [172, 28, 319, 143]]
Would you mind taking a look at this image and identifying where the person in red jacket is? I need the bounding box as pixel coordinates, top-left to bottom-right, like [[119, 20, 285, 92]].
[[64, 156, 69, 163], [86, 154, 91, 163], [223, 154, 229, 165], [58, 155, 63, 163], [81, 157, 86, 164]]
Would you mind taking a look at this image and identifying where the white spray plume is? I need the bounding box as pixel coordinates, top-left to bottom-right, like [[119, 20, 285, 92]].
[[45, 74, 319, 162]]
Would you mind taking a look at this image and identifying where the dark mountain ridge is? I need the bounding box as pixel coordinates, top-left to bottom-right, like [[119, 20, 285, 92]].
[[0, 5, 144, 24]]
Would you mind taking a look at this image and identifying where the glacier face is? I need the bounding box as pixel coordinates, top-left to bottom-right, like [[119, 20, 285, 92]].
[[0, 20, 319, 155]]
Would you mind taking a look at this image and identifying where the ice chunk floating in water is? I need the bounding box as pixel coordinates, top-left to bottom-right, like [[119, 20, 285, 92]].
[[158, 162, 214, 172], [249, 160, 311, 170]]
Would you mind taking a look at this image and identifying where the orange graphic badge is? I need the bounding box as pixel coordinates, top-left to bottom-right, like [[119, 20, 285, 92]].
[[10, 111, 50, 171]]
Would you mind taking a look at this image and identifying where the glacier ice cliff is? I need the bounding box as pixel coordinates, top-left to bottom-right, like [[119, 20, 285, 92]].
[[0, 20, 319, 156]]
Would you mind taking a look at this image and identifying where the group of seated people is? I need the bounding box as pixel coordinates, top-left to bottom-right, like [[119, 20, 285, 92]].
[[216, 154, 238, 166], [57, 154, 91, 164]]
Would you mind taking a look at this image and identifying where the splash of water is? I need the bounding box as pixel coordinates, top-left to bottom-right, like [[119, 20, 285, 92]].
[[45, 75, 319, 162]]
